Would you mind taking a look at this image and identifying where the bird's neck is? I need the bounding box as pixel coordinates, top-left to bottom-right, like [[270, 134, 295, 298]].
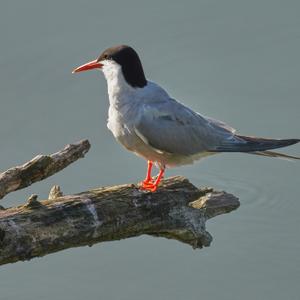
[[103, 62, 140, 108]]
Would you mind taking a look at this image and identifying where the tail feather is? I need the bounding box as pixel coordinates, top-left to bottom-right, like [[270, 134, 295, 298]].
[[215, 135, 300, 153], [250, 150, 300, 161]]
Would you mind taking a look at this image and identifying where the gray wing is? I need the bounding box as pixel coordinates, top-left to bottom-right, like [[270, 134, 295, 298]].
[[134, 98, 237, 155]]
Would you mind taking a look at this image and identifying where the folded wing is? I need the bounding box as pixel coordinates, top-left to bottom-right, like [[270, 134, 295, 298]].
[[134, 98, 237, 155]]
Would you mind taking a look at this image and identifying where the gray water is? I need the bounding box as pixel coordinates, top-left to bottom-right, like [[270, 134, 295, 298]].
[[0, 1, 299, 299]]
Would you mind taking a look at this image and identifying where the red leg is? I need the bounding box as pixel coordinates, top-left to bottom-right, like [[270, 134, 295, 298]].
[[139, 161, 154, 188], [144, 161, 153, 183], [140, 167, 165, 192], [151, 168, 165, 191]]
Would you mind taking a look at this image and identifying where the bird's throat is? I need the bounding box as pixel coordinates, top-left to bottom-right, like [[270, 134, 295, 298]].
[[103, 62, 136, 108]]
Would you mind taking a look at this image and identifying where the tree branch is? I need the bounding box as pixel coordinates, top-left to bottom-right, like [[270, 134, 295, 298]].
[[0, 140, 91, 200], [0, 176, 239, 266]]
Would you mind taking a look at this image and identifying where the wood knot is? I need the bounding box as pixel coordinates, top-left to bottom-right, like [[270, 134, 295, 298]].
[[25, 194, 42, 208], [48, 185, 63, 200]]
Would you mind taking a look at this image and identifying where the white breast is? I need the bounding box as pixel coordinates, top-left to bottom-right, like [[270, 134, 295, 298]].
[[101, 59, 175, 161], [101, 60, 135, 137]]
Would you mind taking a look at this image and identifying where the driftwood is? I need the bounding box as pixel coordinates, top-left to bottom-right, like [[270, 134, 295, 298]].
[[0, 139, 90, 200], [0, 141, 239, 266]]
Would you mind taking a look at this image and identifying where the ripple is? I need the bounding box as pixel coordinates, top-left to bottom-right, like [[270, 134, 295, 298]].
[[188, 171, 283, 211]]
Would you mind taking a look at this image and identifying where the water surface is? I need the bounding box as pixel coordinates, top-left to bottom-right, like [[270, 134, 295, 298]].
[[0, 1, 299, 299]]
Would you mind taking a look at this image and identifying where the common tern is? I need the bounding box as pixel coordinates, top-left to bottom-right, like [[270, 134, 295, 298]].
[[73, 45, 299, 192]]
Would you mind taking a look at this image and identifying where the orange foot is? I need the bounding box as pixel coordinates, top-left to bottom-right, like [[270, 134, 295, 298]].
[[139, 168, 165, 193], [140, 182, 159, 192]]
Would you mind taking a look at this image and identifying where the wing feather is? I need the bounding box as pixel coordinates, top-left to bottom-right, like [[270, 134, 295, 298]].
[[135, 99, 235, 155]]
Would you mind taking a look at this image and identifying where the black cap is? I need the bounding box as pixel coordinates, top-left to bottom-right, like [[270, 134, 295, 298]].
[[97, 45, 147, 88]]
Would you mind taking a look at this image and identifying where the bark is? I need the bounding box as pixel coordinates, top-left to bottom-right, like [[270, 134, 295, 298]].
[[0, 140, 90, 200], [0, 176, 239, 266]]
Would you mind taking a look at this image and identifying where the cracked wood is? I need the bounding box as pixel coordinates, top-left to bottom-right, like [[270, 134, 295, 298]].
[[0, 140, 91, 200], [0, 176, 239, 266]]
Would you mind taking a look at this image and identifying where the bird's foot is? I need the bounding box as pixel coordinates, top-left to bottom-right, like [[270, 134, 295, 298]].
[[139, 178, 154, 189], [139, 182, 159, 192], [138, 165, 165, 193]]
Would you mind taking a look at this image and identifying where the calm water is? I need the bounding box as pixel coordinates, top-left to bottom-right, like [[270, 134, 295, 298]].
[[0, 1, 299, 299]]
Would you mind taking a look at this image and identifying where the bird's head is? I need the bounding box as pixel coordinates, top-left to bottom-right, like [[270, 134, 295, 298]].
[[72, 45, 147, 88]]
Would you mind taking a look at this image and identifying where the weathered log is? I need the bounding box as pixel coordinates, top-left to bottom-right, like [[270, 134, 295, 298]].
[[0, 176, 239, 266], [0, 140, 90, 200]]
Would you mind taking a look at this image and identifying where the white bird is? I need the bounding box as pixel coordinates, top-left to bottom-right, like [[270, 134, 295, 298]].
[[73, 45, 299, 192]]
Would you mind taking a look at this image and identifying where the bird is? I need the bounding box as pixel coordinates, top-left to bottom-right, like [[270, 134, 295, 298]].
[[72, 45, 299, 192]]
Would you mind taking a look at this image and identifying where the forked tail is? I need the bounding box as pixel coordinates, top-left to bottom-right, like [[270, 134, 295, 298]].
[[214, 135, 300, 160], [250, 150, 300, 160]]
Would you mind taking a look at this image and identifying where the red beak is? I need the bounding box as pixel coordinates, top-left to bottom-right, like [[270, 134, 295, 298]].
[[72, 59, 103, 73]]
